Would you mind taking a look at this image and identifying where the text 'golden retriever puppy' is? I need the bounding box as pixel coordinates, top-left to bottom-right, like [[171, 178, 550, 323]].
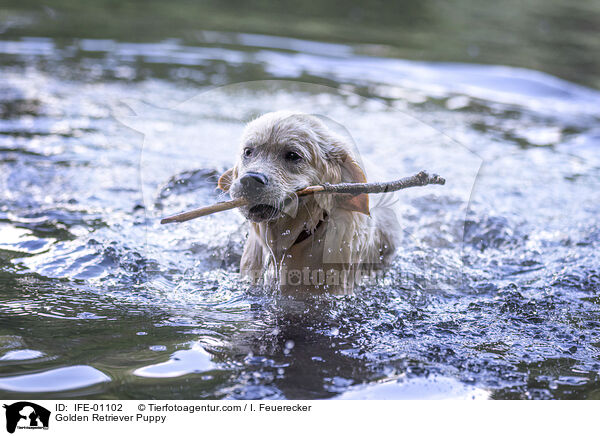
[[218, 111, 398, 295]]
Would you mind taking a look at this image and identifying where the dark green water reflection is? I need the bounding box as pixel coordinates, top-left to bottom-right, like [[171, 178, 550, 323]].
[[2, 0, 600, 88]]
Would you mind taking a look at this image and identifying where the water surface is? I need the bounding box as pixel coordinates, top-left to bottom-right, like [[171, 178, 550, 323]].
[[0, 3, 599, 400]]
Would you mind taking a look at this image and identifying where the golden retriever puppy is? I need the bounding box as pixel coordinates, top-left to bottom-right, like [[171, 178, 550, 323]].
[[218, 111, 398, 294]]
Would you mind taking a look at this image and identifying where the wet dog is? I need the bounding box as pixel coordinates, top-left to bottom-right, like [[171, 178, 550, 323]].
[[218, 111, 397, 294]]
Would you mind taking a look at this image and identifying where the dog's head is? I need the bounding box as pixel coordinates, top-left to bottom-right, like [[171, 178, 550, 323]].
[[218, 111, 369, 223]]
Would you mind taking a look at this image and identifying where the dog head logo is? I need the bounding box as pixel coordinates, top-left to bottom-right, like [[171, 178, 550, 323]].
[[3, 402, 50, 434]]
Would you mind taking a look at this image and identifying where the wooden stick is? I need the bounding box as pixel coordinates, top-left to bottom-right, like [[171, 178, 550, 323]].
[[160, 171, 445, 224]]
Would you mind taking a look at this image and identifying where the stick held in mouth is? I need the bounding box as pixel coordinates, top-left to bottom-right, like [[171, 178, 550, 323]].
[[160, 171, 445, 224]]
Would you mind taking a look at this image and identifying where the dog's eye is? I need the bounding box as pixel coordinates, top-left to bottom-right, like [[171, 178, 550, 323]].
[[285, 151, 302, 162], [243, 147, 253, 158]]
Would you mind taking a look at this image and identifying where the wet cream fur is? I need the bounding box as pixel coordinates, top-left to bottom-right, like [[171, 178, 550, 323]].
[[219, 111, 397, 294]]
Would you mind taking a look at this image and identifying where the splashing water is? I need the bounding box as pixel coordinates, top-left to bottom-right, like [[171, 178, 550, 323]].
[[1, 28, 599, 400]]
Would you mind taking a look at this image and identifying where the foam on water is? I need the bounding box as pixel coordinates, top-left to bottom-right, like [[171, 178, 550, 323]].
[[0, 34, 599, 399]]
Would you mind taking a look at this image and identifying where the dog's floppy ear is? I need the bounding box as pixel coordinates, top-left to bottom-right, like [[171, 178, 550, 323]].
[[338, 155, 370, 215], [218, 167, 236, 192]]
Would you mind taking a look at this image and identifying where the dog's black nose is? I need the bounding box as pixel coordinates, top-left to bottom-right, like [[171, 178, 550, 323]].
[[240, 172, 268, 187]]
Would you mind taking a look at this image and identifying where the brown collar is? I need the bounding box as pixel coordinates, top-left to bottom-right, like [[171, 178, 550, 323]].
[[292, 213, 327, 246]]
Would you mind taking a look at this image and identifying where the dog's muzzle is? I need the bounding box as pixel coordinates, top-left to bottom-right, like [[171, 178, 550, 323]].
[[232, 172, 284, 222], [239, 172, 268, 193], [247, 204, 280, 221]]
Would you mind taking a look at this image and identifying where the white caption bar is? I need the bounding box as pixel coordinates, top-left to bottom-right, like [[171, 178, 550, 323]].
[[0, 400, 595, 436]]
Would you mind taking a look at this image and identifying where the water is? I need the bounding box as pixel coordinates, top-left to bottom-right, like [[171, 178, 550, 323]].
[[1, 2, 599, 400]]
